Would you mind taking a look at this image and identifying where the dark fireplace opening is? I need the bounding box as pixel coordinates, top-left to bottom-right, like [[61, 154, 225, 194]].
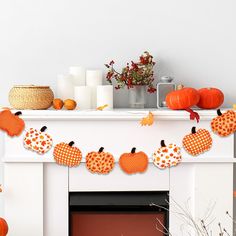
[[69, 191, 169, 236]]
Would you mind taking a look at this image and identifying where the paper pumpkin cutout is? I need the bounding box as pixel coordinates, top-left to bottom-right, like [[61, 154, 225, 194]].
[[211, 109, 236, 137], [53, 141, 82, 167], [153, 140, 182, 169], [0, 110, 25, 136], [182, 127, 212, 156], [86, 147, 115, 174], [140, 112, 154, 126], [23, 126, 53, 154], [0, 217, 8, 236], [119, 147, 148, 174]]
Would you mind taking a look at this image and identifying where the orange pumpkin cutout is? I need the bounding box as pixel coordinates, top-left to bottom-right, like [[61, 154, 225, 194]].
[[0, 110, 25, 137], [86, 147, 115, 174], [119, 147, 148, 174], [0, 217, 8, 236], [211, 109, 236, 137], [182, 127, 212, 156], [153, 140, 182, 169], [23, 126, 53, 155], [54, 141, 82, 167]]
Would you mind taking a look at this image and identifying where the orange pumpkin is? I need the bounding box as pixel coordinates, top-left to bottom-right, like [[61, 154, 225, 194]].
[[211, 109, 236, 137], [0, 110, 25, 136], [0, 217, 8, 236], [119, 147, 148, 174], [166, 87, 200, 110], [197, 88, 224, 109], [54, 141, 82, 167], [86, 147, 115, 174], [182, 127, 212, 156]]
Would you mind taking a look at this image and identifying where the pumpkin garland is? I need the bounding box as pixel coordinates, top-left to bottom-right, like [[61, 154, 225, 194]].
[[153, 140, 182, 169], [182, 127, 213, 156], [211, 109, 236, 137], [86, 147, 115, 174], [0, 110, 25, 136], [119, 147, 148, 174]]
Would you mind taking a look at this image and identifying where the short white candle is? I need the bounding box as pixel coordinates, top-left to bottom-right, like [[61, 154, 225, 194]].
[[74, 86, 92, 110], [56, 74, 74, 100], [86, 70, 103, 108], [96, 85, 113, 110], [69, 66, 86, 86]]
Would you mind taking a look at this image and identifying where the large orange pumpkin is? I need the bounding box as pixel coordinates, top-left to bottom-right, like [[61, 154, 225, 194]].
[[86, 147, 115, 174], [211, 109, 236, 137], [54, 141, 82, 167], [166, 87, 200, 110], [197, 88, 224, 109], [119, 147, 148, 174], [0, 217, 8, 236], [0, 110, 25, 137]]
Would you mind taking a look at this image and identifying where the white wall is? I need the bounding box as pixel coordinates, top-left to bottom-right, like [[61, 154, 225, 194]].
[[0, 0, 236, 108]]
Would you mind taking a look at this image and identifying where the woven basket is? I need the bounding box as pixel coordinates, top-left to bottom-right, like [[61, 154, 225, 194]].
[[9, 85, 54, 110]]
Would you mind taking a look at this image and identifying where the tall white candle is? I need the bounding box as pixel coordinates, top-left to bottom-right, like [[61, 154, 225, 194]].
[[96, 85, 113, 110], [74, 86, 92, 110], [56, 74, 74, 100], [86, 70, 103, 108], [69, 66, 86, 86]]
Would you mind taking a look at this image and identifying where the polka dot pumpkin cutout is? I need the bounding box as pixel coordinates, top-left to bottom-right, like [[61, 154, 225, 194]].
[[53, 141, 82, 167], [182, 127, 212, 156], [86, 147, 115, 174], [119, 147, 148, 174], [211, 109, 236, 137], [153, 140, 182, 169], [23, 126, 53, 155], [0, 110, 25, 137]]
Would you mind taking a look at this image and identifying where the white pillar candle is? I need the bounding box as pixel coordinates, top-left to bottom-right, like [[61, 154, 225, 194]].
[[56, 74, 74, 100], [86, 70, 103, 108], [69, 66, 86, 86], [74, 86, 92, 110], [96, 85, 113, 110]]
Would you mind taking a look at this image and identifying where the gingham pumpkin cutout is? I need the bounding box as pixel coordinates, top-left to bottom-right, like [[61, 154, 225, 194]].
[[182, 127, 212, 156], [153, 140, 182, 169], [86, 147, 115, 174], [23, 126, 53, 155], [211, 109, 236, 137], [53, 141, 82, 167]]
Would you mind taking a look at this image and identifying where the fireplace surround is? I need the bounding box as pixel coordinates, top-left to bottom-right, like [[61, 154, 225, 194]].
[[69, 191, 169, 236], [1, 109, 235, 235]]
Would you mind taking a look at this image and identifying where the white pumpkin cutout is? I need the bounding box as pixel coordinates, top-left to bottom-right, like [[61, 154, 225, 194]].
[[153, 140, 182, 169], [23, 126, 53, 155]]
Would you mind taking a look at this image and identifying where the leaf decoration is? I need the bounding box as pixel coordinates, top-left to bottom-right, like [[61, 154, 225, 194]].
[[140, 112, 154, 126]]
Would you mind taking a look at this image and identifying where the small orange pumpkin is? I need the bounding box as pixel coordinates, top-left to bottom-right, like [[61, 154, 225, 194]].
[[197, 88, 224, 109], [54, 141, 82, 167], [182, 127, 212, 156], [86, 147, 115, 174], [166, 87, 200, 110], [119, 147, 148, 174], [211, 109, 236, 137], [0, 110, 25, 137], [153, 140, 182, 169], [0, 217, 8, 236]]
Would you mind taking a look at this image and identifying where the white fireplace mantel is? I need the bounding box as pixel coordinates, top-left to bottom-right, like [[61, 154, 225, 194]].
[[1, 109, 235, 236]]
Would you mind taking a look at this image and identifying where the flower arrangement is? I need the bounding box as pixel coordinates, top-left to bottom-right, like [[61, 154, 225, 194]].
[[105, 51, 156, 93]]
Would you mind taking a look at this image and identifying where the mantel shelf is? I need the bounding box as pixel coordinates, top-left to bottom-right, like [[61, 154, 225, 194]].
[[4, 108, 232, 121]]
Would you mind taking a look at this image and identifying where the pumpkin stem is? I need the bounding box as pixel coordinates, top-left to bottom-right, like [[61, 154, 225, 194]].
[[191, 126, 197, 134], [14, 111, 22, 116], [160, 140, 166, 147], [99, 147, 104, 153], [69, 141, 75, 147], [131, 147, 136, 153], [40, 126, 47, 132], [217, 109, 222, 116]]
